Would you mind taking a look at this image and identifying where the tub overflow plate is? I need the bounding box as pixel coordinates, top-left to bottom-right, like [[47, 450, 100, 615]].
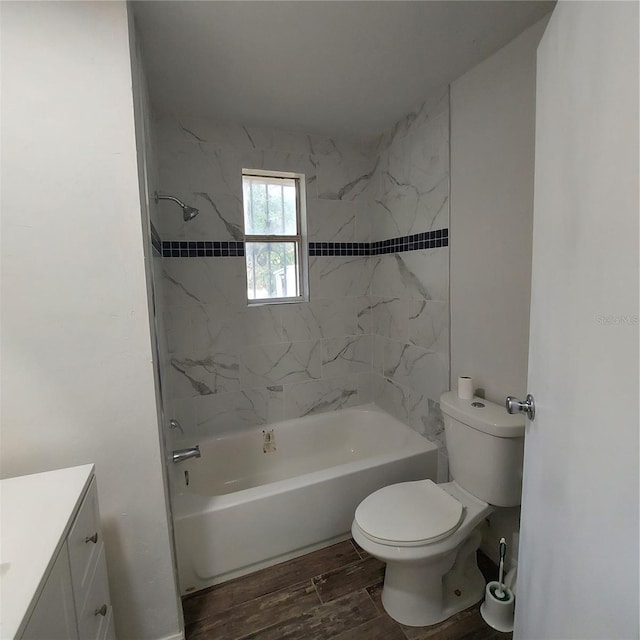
[[263, 429, 276, 453]]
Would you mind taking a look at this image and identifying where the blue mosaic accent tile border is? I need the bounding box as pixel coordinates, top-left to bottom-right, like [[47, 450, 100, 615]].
[[162, 241, 245, 257], [373, 228, 448, 253], [308, 242, 371, 257], [158, 229, 448, 258], [308, 229, 448, 256]]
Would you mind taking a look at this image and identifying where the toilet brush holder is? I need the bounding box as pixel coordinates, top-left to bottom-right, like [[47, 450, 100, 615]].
[[480, 581, 515, 632]]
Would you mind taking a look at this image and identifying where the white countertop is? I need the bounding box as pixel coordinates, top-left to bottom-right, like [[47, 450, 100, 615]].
[[0, 464, 94, 639]]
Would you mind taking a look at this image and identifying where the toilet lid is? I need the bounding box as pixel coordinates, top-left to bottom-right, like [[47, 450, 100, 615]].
[[355, 480, 465, 546]]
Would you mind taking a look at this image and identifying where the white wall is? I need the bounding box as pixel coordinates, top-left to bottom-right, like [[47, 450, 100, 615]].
[[129, 12, 186, 634], [450, 17, 549, 405], [449, 16, 550, 567], [0, 2, 181, 638]]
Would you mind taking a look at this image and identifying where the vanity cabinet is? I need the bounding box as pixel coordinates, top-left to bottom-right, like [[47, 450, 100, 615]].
[[0, 465, 115, 640]]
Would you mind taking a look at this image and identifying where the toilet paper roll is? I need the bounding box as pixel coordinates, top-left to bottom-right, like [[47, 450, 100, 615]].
[[458, 376, 474, 400]]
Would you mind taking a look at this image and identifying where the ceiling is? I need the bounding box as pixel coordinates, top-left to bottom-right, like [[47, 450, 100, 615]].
[[133, 1, 554, 140]]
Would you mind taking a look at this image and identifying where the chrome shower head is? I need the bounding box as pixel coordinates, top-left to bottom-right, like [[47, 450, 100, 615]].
[[182, 205, 200, 222], [155, 192, 200, 222]]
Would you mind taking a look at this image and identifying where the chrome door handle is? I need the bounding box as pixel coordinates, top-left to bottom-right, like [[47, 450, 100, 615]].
[[505, 394, 535, 420]]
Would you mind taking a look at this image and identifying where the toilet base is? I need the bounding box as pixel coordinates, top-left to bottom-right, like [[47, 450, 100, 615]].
[[380, 529, 486, 627]]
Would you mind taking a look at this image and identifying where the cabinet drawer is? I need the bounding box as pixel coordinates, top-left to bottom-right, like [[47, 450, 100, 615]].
[[77, 544, 112, 640], [68, 478, 101, 612]]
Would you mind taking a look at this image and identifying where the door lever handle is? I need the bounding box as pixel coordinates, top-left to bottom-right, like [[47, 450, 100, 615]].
[[506, 394, 535, 421]]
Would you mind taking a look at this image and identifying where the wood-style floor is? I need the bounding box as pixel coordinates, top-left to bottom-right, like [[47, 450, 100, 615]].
[[182, 540, 512, 640]]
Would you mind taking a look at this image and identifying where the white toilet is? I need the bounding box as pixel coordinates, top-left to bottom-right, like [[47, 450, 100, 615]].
[[351, 391, 525, 627]]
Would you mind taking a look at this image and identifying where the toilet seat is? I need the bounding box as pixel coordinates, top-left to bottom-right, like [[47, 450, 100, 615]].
[[354, 480, 465, 547]]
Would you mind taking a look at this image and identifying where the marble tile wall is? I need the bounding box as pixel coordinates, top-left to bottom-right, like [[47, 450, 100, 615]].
[[367, 87, 451, 480], [153, 117, 377, 441], [154, 88, 450, 480]]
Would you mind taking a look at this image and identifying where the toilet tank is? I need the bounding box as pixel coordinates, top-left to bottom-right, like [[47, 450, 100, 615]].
[[440, 392, 525, 507]]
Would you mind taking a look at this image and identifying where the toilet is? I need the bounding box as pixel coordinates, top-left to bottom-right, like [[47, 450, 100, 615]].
[[351, 391, 525, 627]]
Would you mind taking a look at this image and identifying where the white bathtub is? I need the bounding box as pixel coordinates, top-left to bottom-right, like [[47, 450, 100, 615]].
[[171, 404, 438, 594]]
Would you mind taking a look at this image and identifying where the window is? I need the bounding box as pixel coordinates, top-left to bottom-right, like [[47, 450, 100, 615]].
[[242, 170, 308, 304]]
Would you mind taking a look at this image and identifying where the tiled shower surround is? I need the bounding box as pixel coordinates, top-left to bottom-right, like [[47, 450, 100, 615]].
[[154, 87, 450, 476]]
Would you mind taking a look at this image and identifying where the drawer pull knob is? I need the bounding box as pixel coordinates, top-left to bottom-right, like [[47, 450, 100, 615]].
[[85, 532, 98, 544], [94, 604, 108, 617]]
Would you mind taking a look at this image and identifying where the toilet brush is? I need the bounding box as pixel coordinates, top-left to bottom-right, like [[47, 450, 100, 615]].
[[481, 537, 515, 632], [493, 538, 508, 600]]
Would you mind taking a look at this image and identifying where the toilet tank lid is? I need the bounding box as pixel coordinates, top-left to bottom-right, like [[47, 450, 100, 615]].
[[440, 392, 525, 437]]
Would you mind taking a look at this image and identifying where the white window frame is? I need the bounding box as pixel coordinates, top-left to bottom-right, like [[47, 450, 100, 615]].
[[242, 169, 309, 305]]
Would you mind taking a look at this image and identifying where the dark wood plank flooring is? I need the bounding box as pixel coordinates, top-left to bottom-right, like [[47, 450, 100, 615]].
[[183, 540, 512, 640]]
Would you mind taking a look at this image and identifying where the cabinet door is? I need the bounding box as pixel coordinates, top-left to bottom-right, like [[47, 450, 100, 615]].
[[68, 478, 101, 614], [22, 543, 79, 640], [77, 545, 112, 640]]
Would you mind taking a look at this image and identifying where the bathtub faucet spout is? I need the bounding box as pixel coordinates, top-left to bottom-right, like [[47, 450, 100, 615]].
[[172, 445, 201, 463]]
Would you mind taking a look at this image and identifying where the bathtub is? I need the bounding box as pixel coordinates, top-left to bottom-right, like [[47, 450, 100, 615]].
[[171, 404, 438, 594]]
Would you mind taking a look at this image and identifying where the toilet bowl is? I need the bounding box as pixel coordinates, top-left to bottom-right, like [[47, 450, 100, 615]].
[[351, 392, 525, 627]]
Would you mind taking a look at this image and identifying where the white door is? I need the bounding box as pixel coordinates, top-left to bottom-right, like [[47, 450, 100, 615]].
[[514, 3, 639, 639]]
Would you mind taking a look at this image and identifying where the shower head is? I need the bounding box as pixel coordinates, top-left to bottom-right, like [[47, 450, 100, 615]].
[[181, 205, 200, 222], [155, 192, 200, 222]]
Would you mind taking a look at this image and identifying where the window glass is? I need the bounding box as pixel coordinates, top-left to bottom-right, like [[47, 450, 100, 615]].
[[242, 171, 307, 304], [242, 176, 297, 235], [245, 242, 299, 301]]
